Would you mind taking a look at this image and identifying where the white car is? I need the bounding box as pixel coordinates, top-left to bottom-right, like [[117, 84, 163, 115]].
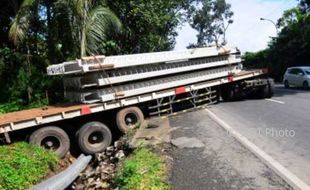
[[283, 66, 310, 89]]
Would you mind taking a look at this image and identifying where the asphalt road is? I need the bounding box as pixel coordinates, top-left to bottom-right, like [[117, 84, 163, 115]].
[[208, 85, 310, 186], [169, 110, 291, 190]]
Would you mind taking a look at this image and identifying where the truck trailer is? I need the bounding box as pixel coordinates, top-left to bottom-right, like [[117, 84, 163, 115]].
[[0, 46, 273, 157]]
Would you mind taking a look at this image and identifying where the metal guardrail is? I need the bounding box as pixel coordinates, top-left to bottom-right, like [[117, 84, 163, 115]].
[[32, 154, 92, 190]]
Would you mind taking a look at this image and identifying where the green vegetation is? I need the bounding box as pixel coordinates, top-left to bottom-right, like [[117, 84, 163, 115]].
[[0, 0, 232, 112], [0, 142, 59, 190], [0, 99, 48, 114], [243, 0, 310, 81], [1, 0, 308, 110], [188, 0, 233, 47], [0, 101, 27, 114], [114, 147, 169, 190]]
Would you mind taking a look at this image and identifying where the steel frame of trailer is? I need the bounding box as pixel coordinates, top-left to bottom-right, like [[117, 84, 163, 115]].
[[149, 88, 217, 116], [0, 69, 265, 137]]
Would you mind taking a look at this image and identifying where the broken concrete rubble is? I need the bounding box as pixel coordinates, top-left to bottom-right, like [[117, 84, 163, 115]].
[[70, 137, 131, 190]]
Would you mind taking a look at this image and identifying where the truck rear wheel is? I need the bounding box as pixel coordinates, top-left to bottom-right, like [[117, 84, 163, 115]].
[[76, 121, 112, 154], [221, 87, 234, 102], [29, 126, 70, 158], [267, 78, 274, 98], [116, 106, 144, 133], [221, 84, 242, 102], [257, 85, 269, 99], [258, 79, 274, 99]]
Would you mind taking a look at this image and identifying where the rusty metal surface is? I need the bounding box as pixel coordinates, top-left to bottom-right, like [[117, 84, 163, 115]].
[[0, 104, 86, 126]]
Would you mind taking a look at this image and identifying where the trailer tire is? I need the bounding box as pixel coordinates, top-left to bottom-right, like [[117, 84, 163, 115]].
[[221, 86, 235, 102], [116, 107, 144, 133], [29, 126, 70, 158], [257, 84, 269, 99], [77, 121, 112, 154], [257, 79, 274, 99]]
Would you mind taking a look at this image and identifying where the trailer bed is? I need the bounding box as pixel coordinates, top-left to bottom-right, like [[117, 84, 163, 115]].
[[0, 69, 267, 134], [0, 104, 87, 126]]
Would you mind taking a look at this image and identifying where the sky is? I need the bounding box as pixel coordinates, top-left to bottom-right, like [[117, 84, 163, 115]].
[[175, 0, 298, 53]]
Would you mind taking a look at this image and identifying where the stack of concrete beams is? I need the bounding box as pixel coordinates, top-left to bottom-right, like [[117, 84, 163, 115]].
[[47, 46, 242, 103]]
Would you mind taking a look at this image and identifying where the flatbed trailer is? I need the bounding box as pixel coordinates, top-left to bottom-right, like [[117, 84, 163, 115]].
[[0, 45, 274, 157], [0, 68, 272, 157]]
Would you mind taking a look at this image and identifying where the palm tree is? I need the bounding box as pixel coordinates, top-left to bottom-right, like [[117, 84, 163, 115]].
[[71, 0, 122, 57], [9, 0, 121, 103], [8, 0, 33, 46], [9, 0, 56, 63], [9, 0, 122, 59], [8, 0, 44, 102]]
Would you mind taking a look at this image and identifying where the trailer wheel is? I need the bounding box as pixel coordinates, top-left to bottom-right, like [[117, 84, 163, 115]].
[[257, 85, 269, 99], [29, 126, 70, 158], [77, 121, 112, 154], [221, 86, 233, 102], [116, 107, 144, 133]]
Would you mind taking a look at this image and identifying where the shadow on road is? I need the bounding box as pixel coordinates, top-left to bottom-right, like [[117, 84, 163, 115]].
[[273, 84, 310, 98]]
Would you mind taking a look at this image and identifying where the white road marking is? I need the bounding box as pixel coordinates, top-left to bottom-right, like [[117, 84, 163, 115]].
[[205, 109, 310, 190], [265, 98, 285, 104]]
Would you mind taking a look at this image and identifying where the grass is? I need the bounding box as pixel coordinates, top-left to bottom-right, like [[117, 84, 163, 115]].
[[114, 147, 170, 190], [0, 142, 59, 190]]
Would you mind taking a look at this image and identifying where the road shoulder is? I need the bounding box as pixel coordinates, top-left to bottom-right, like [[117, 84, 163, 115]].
[[168, 110, 291, 190], [206, 108, 310, 190]]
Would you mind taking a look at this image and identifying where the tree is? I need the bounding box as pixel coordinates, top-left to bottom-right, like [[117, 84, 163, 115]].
[[189, 0, 233, 47], [66, 0, 122, 57], [9, 0, 121, 59], [0, 0, 201, 110], [277, 8, 307, 28], [299, 0, 310, 13], [9, 0, 57, 64], [107, 0, 197, 54], [8, 0, 47, 102], [243, 3, 310, 81], [0, 0, 21, 46]]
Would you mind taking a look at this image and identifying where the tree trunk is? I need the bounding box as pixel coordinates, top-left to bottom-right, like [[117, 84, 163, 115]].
[[26, 43, 32, 102], [81, 27, 86, 58], [46, 2, 56, 64], [80, 0, 88, 58]]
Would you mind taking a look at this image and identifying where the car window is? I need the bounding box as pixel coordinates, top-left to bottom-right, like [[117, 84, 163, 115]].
[[288, 69, 298, 75], [289, 68, 304, 75], [305, 70, 310, 75], [297, 69, 304, 75], [288, 69, 295, 74]]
